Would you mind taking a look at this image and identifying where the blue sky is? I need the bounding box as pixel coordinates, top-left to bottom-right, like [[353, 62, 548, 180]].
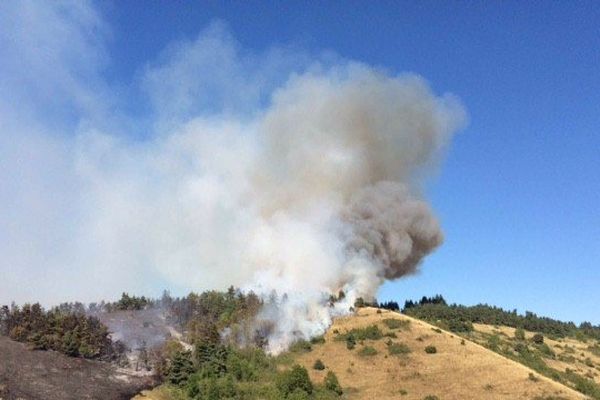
[[1, 1, 598, 324]]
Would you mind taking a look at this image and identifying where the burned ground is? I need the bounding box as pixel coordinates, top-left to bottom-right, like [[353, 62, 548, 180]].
[[0, 336, 157, 400]]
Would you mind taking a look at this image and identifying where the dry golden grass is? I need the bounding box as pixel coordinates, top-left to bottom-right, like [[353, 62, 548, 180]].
[[295, 307, 587, 400], [473, 322, 600, 385]]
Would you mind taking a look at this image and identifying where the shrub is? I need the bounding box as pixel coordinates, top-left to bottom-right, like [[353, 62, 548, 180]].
[[382, 318, 410, 330], [346, 334, 356, 350], [335, 324, 383, 342], [310, 335, 325, 345], [324, 371, 343, 395], [423, 396, 440, 400], [388, 342, 411, 356], [425, 346, 437, 354], [277, 365, 313, 397], [446, 319, 473, 333], [535, 343, 556, 358], [313, 359, 325, 370], [358, 346, 378, 357], [289, 339, 312, 353], [532, 334, 544, 344], [515, 328, 526, 340]]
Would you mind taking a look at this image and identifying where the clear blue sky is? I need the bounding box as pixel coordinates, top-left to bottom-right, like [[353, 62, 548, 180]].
[[1, 1, 598, 324], [100, 1, 600, 323]]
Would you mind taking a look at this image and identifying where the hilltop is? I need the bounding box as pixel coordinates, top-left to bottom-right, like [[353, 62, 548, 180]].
[[136, 307, 597, 400], [293, 307, 587, 400]]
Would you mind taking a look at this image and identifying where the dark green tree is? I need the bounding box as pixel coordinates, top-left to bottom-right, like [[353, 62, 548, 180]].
[[277, 365, 313, 397], [168, 350, 195, 386]]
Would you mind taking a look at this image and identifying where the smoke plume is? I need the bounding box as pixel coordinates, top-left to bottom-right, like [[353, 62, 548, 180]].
[[0, 6, 466, 353]]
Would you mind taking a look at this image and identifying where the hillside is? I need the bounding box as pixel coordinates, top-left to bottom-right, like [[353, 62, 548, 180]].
[[0, 336, 156, 400], [292, 307, 586, 400], [136, 307, 589, 400]]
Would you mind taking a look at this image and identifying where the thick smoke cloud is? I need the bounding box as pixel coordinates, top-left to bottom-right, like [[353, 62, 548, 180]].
[[0, 3, 466, 352]]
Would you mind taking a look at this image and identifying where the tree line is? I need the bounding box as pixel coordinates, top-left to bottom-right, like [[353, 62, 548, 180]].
[[0, 302, 126, 360], [401, 295, 600, 340]]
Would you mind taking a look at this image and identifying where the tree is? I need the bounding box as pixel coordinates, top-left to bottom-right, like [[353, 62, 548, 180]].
[[277, 365, 313, 397], [324, 371, 343, 395], [168, 350, 195, 385]]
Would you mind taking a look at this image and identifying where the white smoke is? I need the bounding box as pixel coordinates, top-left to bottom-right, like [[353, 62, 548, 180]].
[[236, 67, 465, 352], [0, 4, 466, 353]]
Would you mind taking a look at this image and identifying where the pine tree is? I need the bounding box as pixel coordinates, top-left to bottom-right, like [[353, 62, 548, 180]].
[[168, 350, 195, 386]]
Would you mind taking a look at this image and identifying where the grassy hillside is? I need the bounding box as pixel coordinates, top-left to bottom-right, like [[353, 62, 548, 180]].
[[136, 307, 588, 400]]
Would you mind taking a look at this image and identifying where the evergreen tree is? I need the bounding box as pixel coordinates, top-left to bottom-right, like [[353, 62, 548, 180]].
[[168, 350, 195, 386]]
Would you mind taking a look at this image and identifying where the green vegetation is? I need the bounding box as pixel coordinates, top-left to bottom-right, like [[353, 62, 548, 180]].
[[323, 371, 343, 396], [424, 345, 437, 354], [289, 339, 313, 353], [564, 369, 600, 399], [532, 333, 544, 344], [113, 292, 152, 311], [345, 334, 356, 350], [387, 341, 411, 356], [313, 359, 325, 370], [277, 365, 313, 397], [0, 303, 124, 361], [422, 396, 440, 400], [402, 295, 600, 340], [334, 324, 383, 342], [357, 345, 378, 357], [382, 318, 410, 330], [161, 341, 342, 400]]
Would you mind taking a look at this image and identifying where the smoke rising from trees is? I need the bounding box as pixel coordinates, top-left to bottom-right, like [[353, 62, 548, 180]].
[[0, 4, 466, 352]]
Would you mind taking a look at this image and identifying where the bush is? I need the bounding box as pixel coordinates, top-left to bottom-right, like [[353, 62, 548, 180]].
[[515, 328, 526, 340], [310, 335, 325, 345], [346, 334, 356, 350], [388, 342, 411, 356], [358, 346, 378, 357], [423, 396, 440, 400], [532, 334, 544, 344], [289, 339, 312, 353], [335, 325, 383, 342], [382, 318, 410, 330], [277, 365, 313, 397], [425, 346, 437, 354], [313, 359, 325, 370], [324, 371, 343, 395]]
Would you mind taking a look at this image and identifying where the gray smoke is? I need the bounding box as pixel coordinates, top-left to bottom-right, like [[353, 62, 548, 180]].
[[0, 8, 467, 353], [238, 67, 465, 352]]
